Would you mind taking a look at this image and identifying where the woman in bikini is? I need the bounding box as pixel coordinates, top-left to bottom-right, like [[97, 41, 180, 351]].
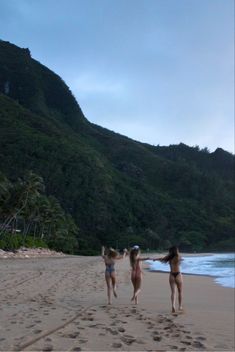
[[101, 246, 126, 305], [154, 246, 183, 313], [129, 245, 151, 305]]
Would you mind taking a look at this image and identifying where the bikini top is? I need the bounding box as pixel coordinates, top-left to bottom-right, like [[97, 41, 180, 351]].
[[105, 263, 115, 270]]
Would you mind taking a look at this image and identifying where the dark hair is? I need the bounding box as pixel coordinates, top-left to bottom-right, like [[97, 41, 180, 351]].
[[161, 246, 179, 263]]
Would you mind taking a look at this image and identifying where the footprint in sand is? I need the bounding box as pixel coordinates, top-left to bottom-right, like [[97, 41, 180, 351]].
[[68, 332, 80, 338], [196, 336, 207, 341], [118, 327, 125, 332], [106, 328, 119, 335], [79, 338, 88, 343], [163, 325, 171, 330], [181, 340, 192, 346], [158, 319, 164, 324], [192, 340, 206, 349], [147, 324, 154, 330], [26, 324, 35, 328], [33, 329, 42, 334], [121, 334, 136, 345], [112, 342, 123, 348]]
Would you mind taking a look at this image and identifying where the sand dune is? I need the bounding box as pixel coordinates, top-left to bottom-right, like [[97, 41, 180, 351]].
[[0, 255, 234, 351]]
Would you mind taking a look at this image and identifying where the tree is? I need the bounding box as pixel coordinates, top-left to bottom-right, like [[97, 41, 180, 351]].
[[0, 171, 44, 236]]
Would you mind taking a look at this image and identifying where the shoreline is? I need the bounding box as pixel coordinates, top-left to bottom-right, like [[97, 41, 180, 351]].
[[147, 268, 234, 285], [146, 252, 235, 289]]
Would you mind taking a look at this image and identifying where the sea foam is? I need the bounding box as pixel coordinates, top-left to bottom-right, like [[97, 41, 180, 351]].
[[148, 253, 235, 288]]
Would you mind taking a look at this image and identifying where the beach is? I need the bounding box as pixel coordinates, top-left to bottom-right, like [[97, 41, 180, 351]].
[[0, 254, 234, 351]]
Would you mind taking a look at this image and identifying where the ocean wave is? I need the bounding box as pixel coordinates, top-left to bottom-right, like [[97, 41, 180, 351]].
[[147, 253, 235, 288]]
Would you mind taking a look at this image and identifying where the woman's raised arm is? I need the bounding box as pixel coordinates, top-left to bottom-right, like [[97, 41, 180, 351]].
[[101, 246, 105, 259]]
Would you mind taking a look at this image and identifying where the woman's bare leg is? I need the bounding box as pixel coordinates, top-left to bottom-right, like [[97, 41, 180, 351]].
[[105, 274, 112, 304], [131, 275, 136, 301], [176, 274, 183, 310], [111, 273, 117, 298], [133, 276, 142, 304], [169, 274, 176, 313]]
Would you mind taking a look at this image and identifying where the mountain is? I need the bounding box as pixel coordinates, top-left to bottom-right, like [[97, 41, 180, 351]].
[[0, 40, 234, 253]]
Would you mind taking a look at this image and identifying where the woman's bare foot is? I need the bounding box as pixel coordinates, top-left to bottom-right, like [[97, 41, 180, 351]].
[[172, 307, 176, 313]]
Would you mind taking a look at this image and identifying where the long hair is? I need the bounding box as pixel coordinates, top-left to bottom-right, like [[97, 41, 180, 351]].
[[161, 246, 179, 263], [129, 248, 140, 268], [107, 248, 118, 259]]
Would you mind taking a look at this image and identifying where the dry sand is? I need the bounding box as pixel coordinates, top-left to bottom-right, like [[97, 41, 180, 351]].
[[0, 254, 234, 351]]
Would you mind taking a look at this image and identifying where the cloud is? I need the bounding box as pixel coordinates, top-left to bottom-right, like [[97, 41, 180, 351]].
[[0, 0, 234, 153]]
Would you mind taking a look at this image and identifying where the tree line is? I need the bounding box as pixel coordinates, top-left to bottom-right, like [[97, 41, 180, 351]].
[[0, 170, 79, 253]]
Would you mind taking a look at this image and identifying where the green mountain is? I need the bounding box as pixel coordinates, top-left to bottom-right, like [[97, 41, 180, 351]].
[[0, 40, 234, 253]]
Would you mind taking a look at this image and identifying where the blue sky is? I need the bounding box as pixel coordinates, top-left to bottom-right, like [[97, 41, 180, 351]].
[[0, 0, 234, 153]]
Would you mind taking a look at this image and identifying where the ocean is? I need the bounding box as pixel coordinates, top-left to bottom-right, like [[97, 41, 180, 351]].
[[147, 253, 235, 288]]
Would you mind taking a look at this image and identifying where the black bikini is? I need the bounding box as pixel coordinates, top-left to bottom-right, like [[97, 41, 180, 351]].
[[171, 272, 180, 278]]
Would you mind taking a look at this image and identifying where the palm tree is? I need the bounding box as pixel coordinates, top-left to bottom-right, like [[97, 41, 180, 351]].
[[0, 171, 45, 236]]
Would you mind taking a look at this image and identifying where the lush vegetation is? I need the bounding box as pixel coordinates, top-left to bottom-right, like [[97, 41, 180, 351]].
[[0, 170, 79, 253], [0, 40, 234, 254]]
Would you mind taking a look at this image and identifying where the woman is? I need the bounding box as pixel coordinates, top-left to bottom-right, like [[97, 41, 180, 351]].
[[129, 245, 151, 305], [101, 246, 126, 305], [154, 246, 183, 313]]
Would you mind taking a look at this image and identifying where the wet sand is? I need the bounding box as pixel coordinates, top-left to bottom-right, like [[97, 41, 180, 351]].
[[0, 255, 234, 351]]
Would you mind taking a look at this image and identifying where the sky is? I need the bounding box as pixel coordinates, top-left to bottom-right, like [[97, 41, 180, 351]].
[[0, 0, 234, 153]]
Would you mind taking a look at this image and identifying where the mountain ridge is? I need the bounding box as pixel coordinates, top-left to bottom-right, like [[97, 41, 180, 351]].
[[0, 40, 234, 253]]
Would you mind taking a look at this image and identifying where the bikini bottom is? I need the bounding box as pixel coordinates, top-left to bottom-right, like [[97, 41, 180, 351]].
[[170, 272, 180, 278]]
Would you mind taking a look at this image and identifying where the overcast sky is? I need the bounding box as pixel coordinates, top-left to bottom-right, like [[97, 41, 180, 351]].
[[0, 0, 234, 153]]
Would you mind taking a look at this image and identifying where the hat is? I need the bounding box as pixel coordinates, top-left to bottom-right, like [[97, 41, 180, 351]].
[[132, 245, 139, 250]]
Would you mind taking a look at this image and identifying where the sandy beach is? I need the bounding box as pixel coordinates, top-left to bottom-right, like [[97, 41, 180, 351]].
[[0, 254, 234, 351]]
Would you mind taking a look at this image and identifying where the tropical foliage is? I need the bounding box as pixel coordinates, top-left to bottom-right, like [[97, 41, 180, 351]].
[[0, 40, 234, 254], [0, 171, 79, 253]]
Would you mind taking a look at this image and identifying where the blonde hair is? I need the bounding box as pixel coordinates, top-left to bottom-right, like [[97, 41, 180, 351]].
[[129, 247, 140, 268], [107, 248, 118, 259]]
